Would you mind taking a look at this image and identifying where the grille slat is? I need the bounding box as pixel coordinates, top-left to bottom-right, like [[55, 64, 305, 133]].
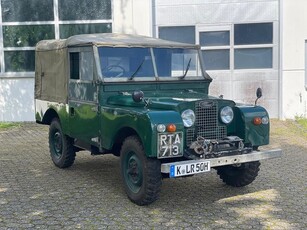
[[186, 101, 227, 146]]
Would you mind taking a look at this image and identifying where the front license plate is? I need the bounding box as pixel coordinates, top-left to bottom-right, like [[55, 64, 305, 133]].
[[170, 161, 211, 178], [158, 132, 183, 158]]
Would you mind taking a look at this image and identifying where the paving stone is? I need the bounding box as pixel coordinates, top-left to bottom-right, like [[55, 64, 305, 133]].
[[0, 121, 306, 229]]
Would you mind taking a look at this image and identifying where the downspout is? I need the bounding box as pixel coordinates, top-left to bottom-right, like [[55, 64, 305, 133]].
[[278, 0, 284, 120]]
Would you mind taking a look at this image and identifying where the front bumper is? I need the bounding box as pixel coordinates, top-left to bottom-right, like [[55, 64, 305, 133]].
[[161, 149, 282, 174]]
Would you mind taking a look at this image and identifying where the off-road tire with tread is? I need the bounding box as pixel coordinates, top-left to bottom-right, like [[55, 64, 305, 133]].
[[216, 161, 260, 187], [120, 136, 162, 206], [49, 118, 76, 168]]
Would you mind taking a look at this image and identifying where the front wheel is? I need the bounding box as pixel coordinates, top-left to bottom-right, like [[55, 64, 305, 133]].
[[120, 136, 162, 206], [216, 161, 260, 187], [49, 118, 75, 168]]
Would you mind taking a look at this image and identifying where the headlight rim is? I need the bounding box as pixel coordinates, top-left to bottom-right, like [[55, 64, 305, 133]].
[[181, 109, 196, 128], [220, 106, 234, 124]]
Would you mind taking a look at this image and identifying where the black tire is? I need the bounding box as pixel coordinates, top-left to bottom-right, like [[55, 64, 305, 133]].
[[49, 118, 75, 168], [120, 136, 162, 206], [216, 161, 260, 187]]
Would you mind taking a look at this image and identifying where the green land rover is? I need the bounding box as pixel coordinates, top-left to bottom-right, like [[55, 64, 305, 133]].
[[35, 33, 282, 205]]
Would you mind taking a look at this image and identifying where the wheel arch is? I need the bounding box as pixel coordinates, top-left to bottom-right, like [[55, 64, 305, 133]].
[[42, 108, 60, 125], [112, 127, 140, 156]]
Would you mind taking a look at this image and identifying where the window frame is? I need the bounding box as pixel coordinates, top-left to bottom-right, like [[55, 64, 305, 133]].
[[197, 25, 232, 71], [68, 47, 95, 83], [196, 22, 276, 72], [0, 0, 112, 77], [233, 22, 274, 70]]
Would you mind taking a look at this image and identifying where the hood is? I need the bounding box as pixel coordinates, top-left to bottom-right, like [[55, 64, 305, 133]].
[[106, 91, 235, 111]]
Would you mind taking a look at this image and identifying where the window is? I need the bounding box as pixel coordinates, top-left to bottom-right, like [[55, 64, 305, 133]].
[[202, 49, 230, 70], [60, 23, 111, 39], [99, 47, 155, 78], [159, 26, 195, 44], [4, 51, 35, 72], [200, 31, 230, 47], [198, 23, 274, 71], [234, 48, 272, 69], [153, 48, 200, 77], [234, 23, 273, 69], [58, 0, 111, 20], [3, 25, 55, 47], [1, 0, 54, 22], [199, 31, 230, 70], [70, 53, 80, 80], [80, 52, 94, 81], [234, 23, 273, 45], [0, 0, 112, 74]]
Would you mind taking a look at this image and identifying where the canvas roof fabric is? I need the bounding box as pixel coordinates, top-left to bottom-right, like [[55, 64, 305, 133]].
[[35, 33, 201, 103], [36, 33, 199, 51]]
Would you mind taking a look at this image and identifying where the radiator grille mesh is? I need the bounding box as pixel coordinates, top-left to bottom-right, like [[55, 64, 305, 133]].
[[186, 101, 227, 146]]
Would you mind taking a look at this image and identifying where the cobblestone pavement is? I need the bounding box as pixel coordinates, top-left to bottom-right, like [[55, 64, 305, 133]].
[[0, 120, 306, 229]]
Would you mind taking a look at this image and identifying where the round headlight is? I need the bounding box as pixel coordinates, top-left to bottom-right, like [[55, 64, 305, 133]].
[[220, 106, 234, 124], [181, 109, 195, 127], [157, 124, 166, 132], [261, 116, 269, 125]]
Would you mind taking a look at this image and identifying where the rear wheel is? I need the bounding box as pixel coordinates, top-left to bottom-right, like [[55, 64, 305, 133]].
[[120, 136, 161, 205], [49, 118, 75, 168], [216, 161, 260, 187]]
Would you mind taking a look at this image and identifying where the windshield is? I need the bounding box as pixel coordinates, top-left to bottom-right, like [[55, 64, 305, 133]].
[[98, 47, 203, 80], [153, 48, 200, 78]]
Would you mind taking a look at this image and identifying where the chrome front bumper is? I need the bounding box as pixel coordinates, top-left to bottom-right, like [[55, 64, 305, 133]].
[[161, 149, 282, 174]]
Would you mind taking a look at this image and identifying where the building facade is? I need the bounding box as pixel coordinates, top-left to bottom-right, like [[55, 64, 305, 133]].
[[0, 0, 306, 121]]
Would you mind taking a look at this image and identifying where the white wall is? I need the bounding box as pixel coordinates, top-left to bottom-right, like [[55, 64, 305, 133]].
[[0, 0, 153, 122], [154, 0, 280, 118], [281, 0, 307, 118], [112, 0, 152, 36], [0, 77, 35, 121]]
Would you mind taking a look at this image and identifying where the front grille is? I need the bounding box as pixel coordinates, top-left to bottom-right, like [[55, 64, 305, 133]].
[[186, 101, 227, 146]]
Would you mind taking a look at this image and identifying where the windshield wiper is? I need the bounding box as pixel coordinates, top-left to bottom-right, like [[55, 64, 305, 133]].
[[129, 59, 145, 80], [179, 58, 192, 79]]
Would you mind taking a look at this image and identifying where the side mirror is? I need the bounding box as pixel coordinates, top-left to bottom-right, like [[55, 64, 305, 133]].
[[256, 88, 262, 99], [132, 91, 144, 103], [255, 88, 262, 106]]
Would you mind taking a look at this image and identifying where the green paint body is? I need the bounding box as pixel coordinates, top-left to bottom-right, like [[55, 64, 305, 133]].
[[38, 80, 270, 157]]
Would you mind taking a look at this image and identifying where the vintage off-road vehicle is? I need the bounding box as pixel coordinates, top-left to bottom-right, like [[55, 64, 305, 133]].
[[35, 33, 282, 205]]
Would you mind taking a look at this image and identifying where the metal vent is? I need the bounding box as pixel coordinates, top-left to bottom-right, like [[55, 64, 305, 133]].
[[186, 101, 227, 146]]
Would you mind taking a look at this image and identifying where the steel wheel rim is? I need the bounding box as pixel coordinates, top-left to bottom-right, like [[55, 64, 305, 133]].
[[53, 131, 63, 158], [124, 151, 143, 193]]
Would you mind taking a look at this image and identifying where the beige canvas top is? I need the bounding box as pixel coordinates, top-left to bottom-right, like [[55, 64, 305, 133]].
[[36, 33, 199, 51], [35, 33, 200, 103]]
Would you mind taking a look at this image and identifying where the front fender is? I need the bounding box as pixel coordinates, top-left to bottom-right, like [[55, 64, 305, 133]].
[[101, 108, 183, 157], [233, 106, 270, 146]]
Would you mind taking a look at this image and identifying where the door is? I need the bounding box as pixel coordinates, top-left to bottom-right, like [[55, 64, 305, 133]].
[[68, 47, 100, 146]]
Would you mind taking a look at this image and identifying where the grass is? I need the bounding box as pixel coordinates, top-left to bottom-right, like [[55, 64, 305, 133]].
[[0, 122, 20, 131], [295, 116, 307, 130]]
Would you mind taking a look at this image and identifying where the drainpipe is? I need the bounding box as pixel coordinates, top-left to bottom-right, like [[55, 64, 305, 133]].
[[278, 0, 284, 120]]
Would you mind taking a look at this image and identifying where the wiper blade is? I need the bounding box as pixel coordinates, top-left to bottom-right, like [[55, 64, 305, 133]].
[[129, 59, 145, 80], [179, 58, 191, 79]]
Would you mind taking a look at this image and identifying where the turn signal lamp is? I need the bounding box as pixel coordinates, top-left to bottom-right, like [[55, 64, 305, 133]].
[[253, 117, 262, 125], [167, 124, 176, 132]]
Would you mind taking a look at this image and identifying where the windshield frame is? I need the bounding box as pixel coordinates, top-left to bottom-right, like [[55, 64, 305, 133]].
[[95, 45, 209, 82]]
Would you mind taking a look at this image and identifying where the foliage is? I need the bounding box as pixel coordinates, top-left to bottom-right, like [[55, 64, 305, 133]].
[[0, 122, 20, 130], [295, 116, 307, 130]]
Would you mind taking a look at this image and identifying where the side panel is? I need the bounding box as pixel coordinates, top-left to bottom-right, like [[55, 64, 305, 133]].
[[68, 82, 100, 145], [35, 99, 70, 134], [234, 106, 270, 146], [100, 107, 184, 157]]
